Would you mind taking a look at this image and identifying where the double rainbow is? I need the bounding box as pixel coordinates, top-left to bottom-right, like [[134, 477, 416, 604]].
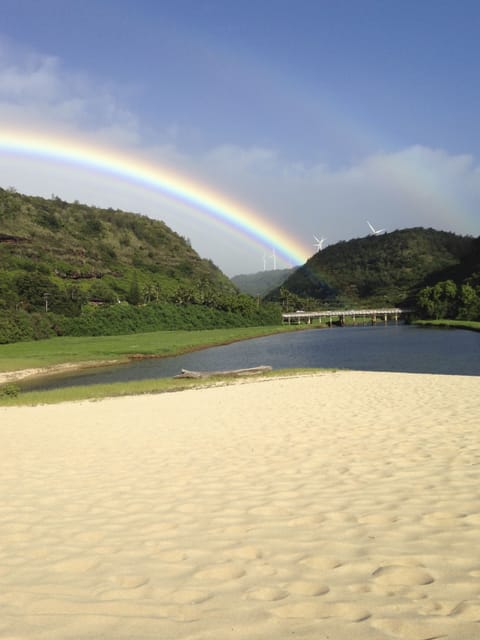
[[0, 129, 311, 266]]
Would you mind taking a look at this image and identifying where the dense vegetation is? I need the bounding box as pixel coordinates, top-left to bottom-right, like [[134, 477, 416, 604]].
[[415, 237, 480, 320], [266, 228, 476, 312], [0, 187, 280, 343]]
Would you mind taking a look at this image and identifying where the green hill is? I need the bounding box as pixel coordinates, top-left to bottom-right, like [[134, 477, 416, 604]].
[[0, 186, 235, 311], [267, 228, 476, 308], [0, 188, 280, 342]]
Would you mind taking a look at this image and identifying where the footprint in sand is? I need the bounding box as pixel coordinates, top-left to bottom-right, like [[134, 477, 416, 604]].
[[358, 513, 398, 525], [271, 601, 370, 621], [155, 550, 187, 563], [422, 511, 466, 526], [162, 604, 202, 622], [348, 584, 372, 594], [449, 600, 480, 620], [50, 557, 99, 573], [371, 616, 452, 640], [287, 581, 330, 596], [464, 513, 480, 525], [299, 555, 342, 570], [286, 515, 325, 527], [111, 575, 150, 589], [169, 589, 213, 604], [224, 545, 263, 561], [245, 587, 288, 601], [194, 563, 245, 581], [371, 565, 434, 586], [249, 505, 290, 517]]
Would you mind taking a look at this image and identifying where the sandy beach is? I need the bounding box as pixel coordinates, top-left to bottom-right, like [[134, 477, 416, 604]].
[[1, 370, 480, 640]]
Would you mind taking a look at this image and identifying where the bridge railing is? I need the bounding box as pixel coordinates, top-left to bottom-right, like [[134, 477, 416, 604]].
[[282, 308, 413, 323]]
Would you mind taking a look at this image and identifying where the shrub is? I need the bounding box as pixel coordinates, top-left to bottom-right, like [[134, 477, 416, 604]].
[[0, 383, 20, 398]]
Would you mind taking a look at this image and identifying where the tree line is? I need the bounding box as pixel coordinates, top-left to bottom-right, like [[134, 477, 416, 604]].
[[416, 278, 480, 321]]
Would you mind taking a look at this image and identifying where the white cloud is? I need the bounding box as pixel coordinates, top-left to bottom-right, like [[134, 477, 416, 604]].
[[0, 38, 479, 275], [0, 37, 141, 145]]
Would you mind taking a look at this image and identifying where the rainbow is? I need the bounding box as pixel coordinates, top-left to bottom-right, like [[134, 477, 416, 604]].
[[0, 128, 311, 266]]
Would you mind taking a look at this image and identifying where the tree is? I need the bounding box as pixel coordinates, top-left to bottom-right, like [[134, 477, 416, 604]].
[[432, 280, 457, 319], [416, 286, 435, 318], [15, 272, 61, 313], [127, 274, 141, 305], [88, 281, 118, 304], [457, 284, 480, 320]]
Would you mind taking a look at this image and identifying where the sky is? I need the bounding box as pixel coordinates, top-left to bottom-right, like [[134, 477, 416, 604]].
[[1, 0, 480, 275]]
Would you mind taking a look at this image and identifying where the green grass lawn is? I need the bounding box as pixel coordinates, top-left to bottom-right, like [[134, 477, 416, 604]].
[[415, 319, 480, 332]]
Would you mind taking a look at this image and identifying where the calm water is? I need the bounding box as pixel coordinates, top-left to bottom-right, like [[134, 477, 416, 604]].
[[20, 324, 480, 392]]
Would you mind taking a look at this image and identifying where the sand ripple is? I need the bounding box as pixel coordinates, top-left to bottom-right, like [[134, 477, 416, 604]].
[[0, 371, 479, 639]]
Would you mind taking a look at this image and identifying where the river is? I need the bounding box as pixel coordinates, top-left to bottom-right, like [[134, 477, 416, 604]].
[[19, 324, 480, 392]]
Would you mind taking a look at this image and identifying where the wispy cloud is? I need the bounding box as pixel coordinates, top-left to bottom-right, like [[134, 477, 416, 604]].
[[0, 37, 479, 275], [173, 144, 480, 243], [0, 38, 140, 144]]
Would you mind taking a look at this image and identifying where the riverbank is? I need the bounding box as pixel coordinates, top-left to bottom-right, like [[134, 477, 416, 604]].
[[0, 360, 125, 386], [415, 319, 480, 332], [0, 325, 307, 386], [1, 370, 479, 639]]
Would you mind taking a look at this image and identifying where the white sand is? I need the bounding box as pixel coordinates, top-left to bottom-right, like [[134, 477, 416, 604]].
[[0, 360, 123, 385], [1, 370, 479, 639]]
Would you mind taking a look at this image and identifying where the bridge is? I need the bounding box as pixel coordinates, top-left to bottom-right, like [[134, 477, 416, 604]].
[[282, 308, 412, 326]]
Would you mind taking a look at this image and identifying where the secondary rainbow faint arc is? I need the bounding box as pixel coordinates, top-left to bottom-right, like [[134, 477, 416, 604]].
[[0, 129, 311, 266]]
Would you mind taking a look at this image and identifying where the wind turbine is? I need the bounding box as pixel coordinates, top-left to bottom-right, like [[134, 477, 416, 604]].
[[367, 221, 386, 236], [270, 248, 277, 270], [313, 235, 326, 251], [262, 252, 267, 271]]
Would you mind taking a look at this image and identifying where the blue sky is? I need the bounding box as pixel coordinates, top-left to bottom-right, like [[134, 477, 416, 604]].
[[1, 0, 480, 274]]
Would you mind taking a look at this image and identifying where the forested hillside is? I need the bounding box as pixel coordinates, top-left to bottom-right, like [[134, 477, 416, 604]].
[[267, 228, 476, 309], [0, 188, 280, 342]]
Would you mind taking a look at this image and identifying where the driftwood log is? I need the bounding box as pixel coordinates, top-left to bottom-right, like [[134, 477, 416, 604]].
[[174, 365, 272, 379]]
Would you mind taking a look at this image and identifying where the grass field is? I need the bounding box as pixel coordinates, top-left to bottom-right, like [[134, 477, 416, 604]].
[[415, 319, 480, 332]]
